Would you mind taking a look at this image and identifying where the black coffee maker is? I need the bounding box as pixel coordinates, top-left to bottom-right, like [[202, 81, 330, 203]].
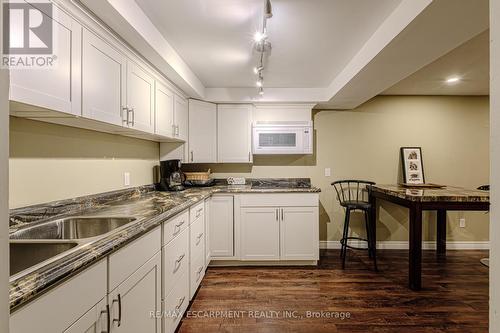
[[158, 159, 185, 191]]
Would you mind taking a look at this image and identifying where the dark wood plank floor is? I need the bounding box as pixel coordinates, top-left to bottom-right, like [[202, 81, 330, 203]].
[[179, 249, 489, 333]]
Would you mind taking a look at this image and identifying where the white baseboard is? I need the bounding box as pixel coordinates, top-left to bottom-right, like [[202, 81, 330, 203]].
[[319, 240, 490, 250]]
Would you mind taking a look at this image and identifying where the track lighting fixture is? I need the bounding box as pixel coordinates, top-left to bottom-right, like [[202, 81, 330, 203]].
[[252, 0, 273, 97]]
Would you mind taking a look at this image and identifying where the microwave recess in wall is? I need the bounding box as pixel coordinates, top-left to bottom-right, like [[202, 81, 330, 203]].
[[252, 121, 313, 155]]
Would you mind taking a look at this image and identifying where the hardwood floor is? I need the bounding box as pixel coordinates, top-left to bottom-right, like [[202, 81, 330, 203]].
[[179, 249, 489, 333]]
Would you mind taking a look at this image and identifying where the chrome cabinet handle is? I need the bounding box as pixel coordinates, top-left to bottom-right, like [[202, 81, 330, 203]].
[[101, 304, 110, 333], [173, 253, 185, 273], [122, 106, 129, 124], [130, 108, 135, 126], [191, 151, 194, 162], [197, 266, 203, 274], [196, 232, 204, 245], [112, 294, 122, 327], [196, 207, 203, 218], [175, 296, 186, 310], [126, 107, 134, 126], [275, 209, 278, 221], [281, 208, 284, 221], [175, 125, 180, 136], [248, 151, 251, 162], [175, 253, 186, 263], [173, 220, 185, 235]]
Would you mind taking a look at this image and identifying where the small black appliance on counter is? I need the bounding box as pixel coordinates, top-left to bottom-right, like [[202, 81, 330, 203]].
[[157, 159, 185, 191]]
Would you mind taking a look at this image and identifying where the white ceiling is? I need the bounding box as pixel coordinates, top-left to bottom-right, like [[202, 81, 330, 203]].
[[134, 0, 402, 88], [383, 30, 489, 95]]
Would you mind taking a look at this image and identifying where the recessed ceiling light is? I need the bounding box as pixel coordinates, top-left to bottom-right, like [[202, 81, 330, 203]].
[[446, 76, 461, 83]]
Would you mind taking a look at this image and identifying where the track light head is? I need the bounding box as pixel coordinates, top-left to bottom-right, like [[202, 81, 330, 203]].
[[265, 0, 273, 19]]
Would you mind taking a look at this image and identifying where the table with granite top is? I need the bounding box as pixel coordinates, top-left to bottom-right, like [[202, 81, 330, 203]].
[[369, 184, 489, 290]]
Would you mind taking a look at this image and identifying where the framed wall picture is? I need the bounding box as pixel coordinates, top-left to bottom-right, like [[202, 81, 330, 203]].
[[400, 147, 425, 184]]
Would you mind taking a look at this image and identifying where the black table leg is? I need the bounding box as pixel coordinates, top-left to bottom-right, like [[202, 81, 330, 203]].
[[409, 203, 422, 290], [436, 209, 447, 256], [369, 193, 377, 253]]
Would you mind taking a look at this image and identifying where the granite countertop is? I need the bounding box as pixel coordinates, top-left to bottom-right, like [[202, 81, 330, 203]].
[[9, 180, 320, 310], [371, 184, 489, 202]]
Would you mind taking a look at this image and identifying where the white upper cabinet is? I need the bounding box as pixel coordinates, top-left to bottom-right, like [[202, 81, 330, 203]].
[[217, 104, 253, 163], [155, 81, 175, 137], [9, 5, 82, 116], [82, 28, 126, 126], [188, 99, 217, 163], [174, 95, 188, 142], [126, 60, 155, 133]]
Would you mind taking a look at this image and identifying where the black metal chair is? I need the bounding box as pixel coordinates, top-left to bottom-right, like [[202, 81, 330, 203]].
[[331, 180, 377, 270]]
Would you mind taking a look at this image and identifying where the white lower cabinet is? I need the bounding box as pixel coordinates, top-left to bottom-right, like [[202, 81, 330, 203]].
[[210, 196, 234, 258], [109, 252, 161, 333], [163, 269, 189, 333], [205, 198, 212, 264], [240, 207, 280, 260], [280, 207, 319, 260], [237, 194, 319, 262], [10, 260, 107, 333], [63, 298, 107, 333]]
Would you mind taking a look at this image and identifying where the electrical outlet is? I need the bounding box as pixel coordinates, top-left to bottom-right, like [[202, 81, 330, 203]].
[[459, 218, 466, 228], [324, 168, 331, 177], [124, 172, 130, 186]]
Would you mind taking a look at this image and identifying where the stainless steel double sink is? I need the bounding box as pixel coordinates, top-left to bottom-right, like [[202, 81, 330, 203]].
[[10, 217, 136, 277]]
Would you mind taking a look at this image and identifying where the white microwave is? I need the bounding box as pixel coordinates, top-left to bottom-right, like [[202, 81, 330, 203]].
[[252, 121, 313, 155]]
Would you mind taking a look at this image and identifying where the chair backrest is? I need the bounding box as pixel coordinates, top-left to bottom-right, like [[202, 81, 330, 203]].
[[331, 180, 375, 205]]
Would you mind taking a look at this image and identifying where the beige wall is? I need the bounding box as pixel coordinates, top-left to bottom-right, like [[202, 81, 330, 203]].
[[9, 117, 159, 208], [186, 95, 490, 242]]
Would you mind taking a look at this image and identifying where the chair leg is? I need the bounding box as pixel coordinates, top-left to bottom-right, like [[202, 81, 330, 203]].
[[342, 208, 351, 269], [340, 208, 349, 258], [365, 210, 378, 271]]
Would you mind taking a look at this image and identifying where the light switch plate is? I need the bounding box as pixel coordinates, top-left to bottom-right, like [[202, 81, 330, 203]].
[[324, 168, 331, 177], [124, 172, 131, 186], [459, 218, 466, 228]]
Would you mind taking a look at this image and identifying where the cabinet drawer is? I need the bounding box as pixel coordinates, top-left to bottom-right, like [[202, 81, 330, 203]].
[[190, 216, 205, 261], [163, 210, 189, 246], [189, 252, 205, 300], [189, 201, 205, 224], [163, 227, 189, 296], [109, 226, 161, 291], [10, 260, 107, 333], [163, 269, 189, 333], [238, 193, 319, 207]]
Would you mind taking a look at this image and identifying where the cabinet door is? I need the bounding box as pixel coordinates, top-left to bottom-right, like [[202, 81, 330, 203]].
[[127, 60, 155, 133], [217, 104, 252, 163], [240, 207, 280, 260], [280, 207, 319, 260], [210, 196, 234, 257], [63, 298, 107, 333], [155, 81, 174, 137], [82, 28, 126, 126], [174, 95, 188, 141], [109, 252, 161, 333], [188, 99, 217, 163], [205, 198, 211, 264], [9, 5, 82, 116]]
